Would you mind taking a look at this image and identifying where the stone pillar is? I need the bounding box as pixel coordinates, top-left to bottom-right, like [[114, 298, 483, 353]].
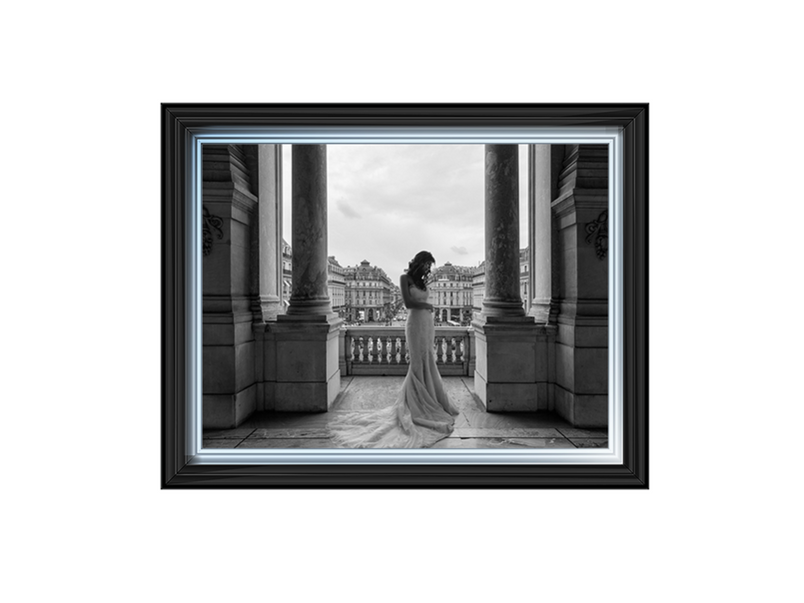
[[286, 145, 333, 317], [529, 144, 552, 324], [250, 145, 283, 323], [202, 144, 259, 428], [482, 145, 525, 318], [473, 145, 549, 412], [270, 145, 342, 412], [553, 144, 609, 427]]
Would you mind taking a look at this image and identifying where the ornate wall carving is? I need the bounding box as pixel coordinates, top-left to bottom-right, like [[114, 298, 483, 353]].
[[585, 210, 608, 260], [202, 206, 223, 256]]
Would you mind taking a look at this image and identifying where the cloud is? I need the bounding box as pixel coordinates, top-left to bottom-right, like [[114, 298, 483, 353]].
[[283, 144, 528, 274], [336, 200, 361, 219]]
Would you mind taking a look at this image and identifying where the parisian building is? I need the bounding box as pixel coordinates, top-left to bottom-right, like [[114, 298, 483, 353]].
[[472, 260, 485, 319], [344, 260, 394, 322], [430, 262, 475, 325], [327, 256, 347, 317]]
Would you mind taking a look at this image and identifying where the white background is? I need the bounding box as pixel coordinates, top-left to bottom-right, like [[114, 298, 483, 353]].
[[2, 2, 802, 601]]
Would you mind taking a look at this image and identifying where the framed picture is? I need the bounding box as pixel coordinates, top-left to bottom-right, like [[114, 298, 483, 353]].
[[162, 104, 648, 488]]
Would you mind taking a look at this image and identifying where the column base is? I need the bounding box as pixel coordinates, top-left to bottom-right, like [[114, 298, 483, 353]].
[[270, 316, 343, 411], [480, 299, 527, 318], [253, 294, 282, 323], [472, 320, 552, 412], [528, 299, 552, 324]]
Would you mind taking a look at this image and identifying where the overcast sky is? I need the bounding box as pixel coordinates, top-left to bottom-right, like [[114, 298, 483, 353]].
[[282, 145, 529, 280]]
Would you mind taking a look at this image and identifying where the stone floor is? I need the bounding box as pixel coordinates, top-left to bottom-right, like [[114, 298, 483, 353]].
[[203, 376, 608, 449]]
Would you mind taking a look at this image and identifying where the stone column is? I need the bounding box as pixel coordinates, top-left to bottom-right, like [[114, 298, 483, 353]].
[[529, 144, 552, 324], [202, 144, 259, 428], [251, 144, 283, 323], [552, 144, 609, 427], [270, 145, 342, 412], [473, 145, 549, 412], [286, 145, 333, 317], [482, 145, 525, 318]]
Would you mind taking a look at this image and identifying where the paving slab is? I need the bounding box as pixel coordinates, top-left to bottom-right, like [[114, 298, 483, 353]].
[[202, 439, 243, 449], [251, 427, 331, 439], [431, 437, 574, 449], [569, 438, 609, 448], [557, 427, 608, 438], [237, 438, 339, 449], [460, 408, 559, 430], [330, 376, 403, 411], [202, 427, 256, 439], [452, 427, 563, 438]]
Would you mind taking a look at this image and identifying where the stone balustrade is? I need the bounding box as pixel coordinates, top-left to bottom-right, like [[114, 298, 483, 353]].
[[341, 326, 474, 376]]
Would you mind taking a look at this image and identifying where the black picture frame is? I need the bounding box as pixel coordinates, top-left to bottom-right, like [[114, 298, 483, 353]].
[[161, 103, 648, 488]]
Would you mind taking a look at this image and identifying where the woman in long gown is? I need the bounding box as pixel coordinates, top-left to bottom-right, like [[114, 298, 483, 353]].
[[329, 251, 460, 448]]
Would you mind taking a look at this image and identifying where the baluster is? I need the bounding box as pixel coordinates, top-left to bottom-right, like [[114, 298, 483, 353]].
[[435, 335, 443, 363], [391, 337, 398, 364], [380, 336, 388, 364], [357, 336, 364, 362], [403, 339, 410, 364], [455, 336, 463, 364]]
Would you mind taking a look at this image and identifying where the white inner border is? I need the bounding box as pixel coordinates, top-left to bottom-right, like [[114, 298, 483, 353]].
[[185, 126, 623, 465]]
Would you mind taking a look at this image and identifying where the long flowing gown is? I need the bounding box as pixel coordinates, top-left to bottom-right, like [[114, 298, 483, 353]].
[[329, 283, 460, 448]]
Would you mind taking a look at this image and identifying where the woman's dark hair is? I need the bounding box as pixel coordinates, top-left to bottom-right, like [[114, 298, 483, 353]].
[[407, 250, 435, 290]]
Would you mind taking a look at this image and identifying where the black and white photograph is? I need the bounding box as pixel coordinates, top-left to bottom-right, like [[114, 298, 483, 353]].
[[4, 2, 802, 603], [201, 142, 611, 452]]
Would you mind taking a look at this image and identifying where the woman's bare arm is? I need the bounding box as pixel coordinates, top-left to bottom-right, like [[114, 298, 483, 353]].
[[399, 274, 433, 310]]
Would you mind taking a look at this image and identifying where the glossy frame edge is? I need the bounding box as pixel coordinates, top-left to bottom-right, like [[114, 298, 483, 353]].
[[161, 104, 648, 489]]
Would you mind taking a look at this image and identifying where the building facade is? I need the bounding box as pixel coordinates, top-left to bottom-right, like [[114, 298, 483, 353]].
[[431, 262, 474, 324], [344, 260, 394, 322], [327, 256, 347, 317], [472, 261, 485, 319]]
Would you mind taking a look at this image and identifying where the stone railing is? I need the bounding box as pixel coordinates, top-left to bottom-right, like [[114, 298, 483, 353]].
[[340, 326, 474, 376]]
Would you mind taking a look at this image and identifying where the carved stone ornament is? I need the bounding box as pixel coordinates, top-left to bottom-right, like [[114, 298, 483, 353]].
[[202, 206, 223, 256], [585, 210, 608, 260]]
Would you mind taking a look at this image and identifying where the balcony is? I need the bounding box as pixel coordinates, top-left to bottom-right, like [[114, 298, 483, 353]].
[[341, 326, 473, 376]]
